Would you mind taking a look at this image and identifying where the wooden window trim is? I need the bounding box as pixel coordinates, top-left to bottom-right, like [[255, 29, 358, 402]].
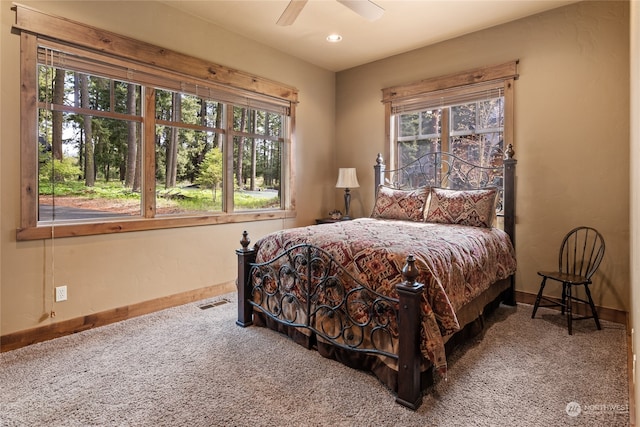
[[13, 4, 298, 104], [381, 61, 517, 104], [13, 4, 298, 241], [382, 61, 518, 166]]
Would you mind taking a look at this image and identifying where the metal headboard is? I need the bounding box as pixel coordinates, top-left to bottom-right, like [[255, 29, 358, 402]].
[[373, 144, 517, 245]]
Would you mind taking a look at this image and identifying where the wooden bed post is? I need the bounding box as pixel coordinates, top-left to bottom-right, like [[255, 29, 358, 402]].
[[503, 144, 517, 306], [503, 144, 517, 248], [236, 231, 256, 327], [395, 255, 424, 410], [374, 153, 385, 196]]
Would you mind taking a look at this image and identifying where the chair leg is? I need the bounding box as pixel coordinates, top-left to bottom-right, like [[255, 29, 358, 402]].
[[584, 284, 602, 330], [531, 277, 548, 319], [565, 283, 573, 335], [561, 284, 566, 315]]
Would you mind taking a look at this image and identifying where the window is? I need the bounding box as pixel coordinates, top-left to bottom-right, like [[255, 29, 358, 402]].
[[382, 61, 517, 177], [15, 5, 297, 240]]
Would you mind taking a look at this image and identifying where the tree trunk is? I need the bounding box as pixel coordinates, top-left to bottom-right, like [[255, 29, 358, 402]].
[[80, 74, 94, 187], [214, 102, 223, 148], [166, 93, 180, 188], [250, 139, 257, 191], [52, 69, 65, 161], [236, 108, 246, 190], [197, 98, 209, 172], [132, 134, 142, 192], [74, 73, 83, 175], [250, 111, 259, 190], [125, 84, 138, 188]]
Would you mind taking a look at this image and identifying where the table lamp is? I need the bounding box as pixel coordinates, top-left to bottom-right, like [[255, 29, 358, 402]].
[[335, 168, 360, 219]]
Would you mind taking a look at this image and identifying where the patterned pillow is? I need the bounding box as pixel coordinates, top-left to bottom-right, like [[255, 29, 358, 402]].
[[371, 185, 430, 222], [425, 187, 498, 228]]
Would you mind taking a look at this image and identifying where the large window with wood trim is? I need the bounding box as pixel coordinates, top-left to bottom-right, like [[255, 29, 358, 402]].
[[15, 5, 297, 240], [382, 62, 517, 177]]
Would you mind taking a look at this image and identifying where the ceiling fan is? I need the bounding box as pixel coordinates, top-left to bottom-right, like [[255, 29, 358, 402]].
[[276, 0, 385, 26]]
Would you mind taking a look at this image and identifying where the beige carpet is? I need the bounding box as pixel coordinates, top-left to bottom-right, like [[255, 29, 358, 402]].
[[0, 294, 629, 426]]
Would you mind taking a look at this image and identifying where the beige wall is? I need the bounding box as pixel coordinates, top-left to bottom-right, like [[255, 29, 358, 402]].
[[336, 1, 630, 311], [0, 1, 336, 335]]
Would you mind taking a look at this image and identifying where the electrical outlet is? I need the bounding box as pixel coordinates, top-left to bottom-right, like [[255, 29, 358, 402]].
[[55, 285, 67, 302]]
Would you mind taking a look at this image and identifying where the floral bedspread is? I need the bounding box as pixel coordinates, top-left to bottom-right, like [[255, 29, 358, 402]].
[[254, 218, 517, 375]]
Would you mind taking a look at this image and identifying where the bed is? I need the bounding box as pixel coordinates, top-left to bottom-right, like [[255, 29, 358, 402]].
[[235, 146, 517, 410]]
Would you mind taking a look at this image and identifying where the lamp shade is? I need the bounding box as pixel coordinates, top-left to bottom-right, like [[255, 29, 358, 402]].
[[335, 168, 360, 188]]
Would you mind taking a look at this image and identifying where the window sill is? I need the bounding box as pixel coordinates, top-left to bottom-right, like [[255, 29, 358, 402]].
[[16, 210, 296, 241]]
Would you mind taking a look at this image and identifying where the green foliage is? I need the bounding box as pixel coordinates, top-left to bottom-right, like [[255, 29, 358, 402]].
[[39, 179, 140, 200], [156, 186, 279, 211], [39, 175, 278, 213], [196, 149, 223, 190], [234, 192, 280, 209], [39, 157, 82, 184]]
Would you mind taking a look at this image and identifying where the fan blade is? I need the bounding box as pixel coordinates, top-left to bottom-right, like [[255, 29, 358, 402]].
[[276, 0, 309, 26], [337, 0, 384, 21]]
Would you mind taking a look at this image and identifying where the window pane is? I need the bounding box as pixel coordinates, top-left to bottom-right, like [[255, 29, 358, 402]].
[[38, 65, 142, 116], [478, 98, 504, 130], [399, 113, 419, 138], [451, 103, 476, 133], [197, 98, 223, 129], [398, 139, 441, 167], [450, 133, 504, 189], [232, 106, 282, 138], [399, 109, 440, 142], [397, 138, 441, 188], [87, 76, 111, 112], [420, 110, 441, 136], [233, 136, 281, 210], [156, 90, 223, 129], [155, 124, 222, 215], [451, 133, 504, 167], [264, 111, 283, 139], [37, 111, 143, 221], [114, 81, 142, 115]]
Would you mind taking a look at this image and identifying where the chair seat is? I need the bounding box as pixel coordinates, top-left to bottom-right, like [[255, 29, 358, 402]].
[[537, 271, 590, 285]]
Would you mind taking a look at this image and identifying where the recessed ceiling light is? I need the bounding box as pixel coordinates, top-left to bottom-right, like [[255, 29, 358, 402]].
[[326, 34, 343, 43]]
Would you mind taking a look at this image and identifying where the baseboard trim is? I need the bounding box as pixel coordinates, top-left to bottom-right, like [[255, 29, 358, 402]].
[[2, 287, 628, 351], [515, 290, 627, 325], [628, 315, 636, 426], [0, 281, 236, 353]]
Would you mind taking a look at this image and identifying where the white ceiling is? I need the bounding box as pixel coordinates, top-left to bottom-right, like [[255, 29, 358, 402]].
[[161, 0, 578, 72]]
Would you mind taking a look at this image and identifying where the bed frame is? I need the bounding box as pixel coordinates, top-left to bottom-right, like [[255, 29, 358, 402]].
[[236, 145, 517, 410]]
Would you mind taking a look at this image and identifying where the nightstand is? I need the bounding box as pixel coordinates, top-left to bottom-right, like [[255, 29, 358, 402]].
[[315, 217, 353, 225]]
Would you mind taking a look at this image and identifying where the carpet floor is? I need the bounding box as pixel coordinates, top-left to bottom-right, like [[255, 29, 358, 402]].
[[0, 294, 629, 426]]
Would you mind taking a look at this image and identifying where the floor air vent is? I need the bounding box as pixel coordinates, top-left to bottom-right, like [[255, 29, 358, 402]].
[[198, 299, 229, 310]]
